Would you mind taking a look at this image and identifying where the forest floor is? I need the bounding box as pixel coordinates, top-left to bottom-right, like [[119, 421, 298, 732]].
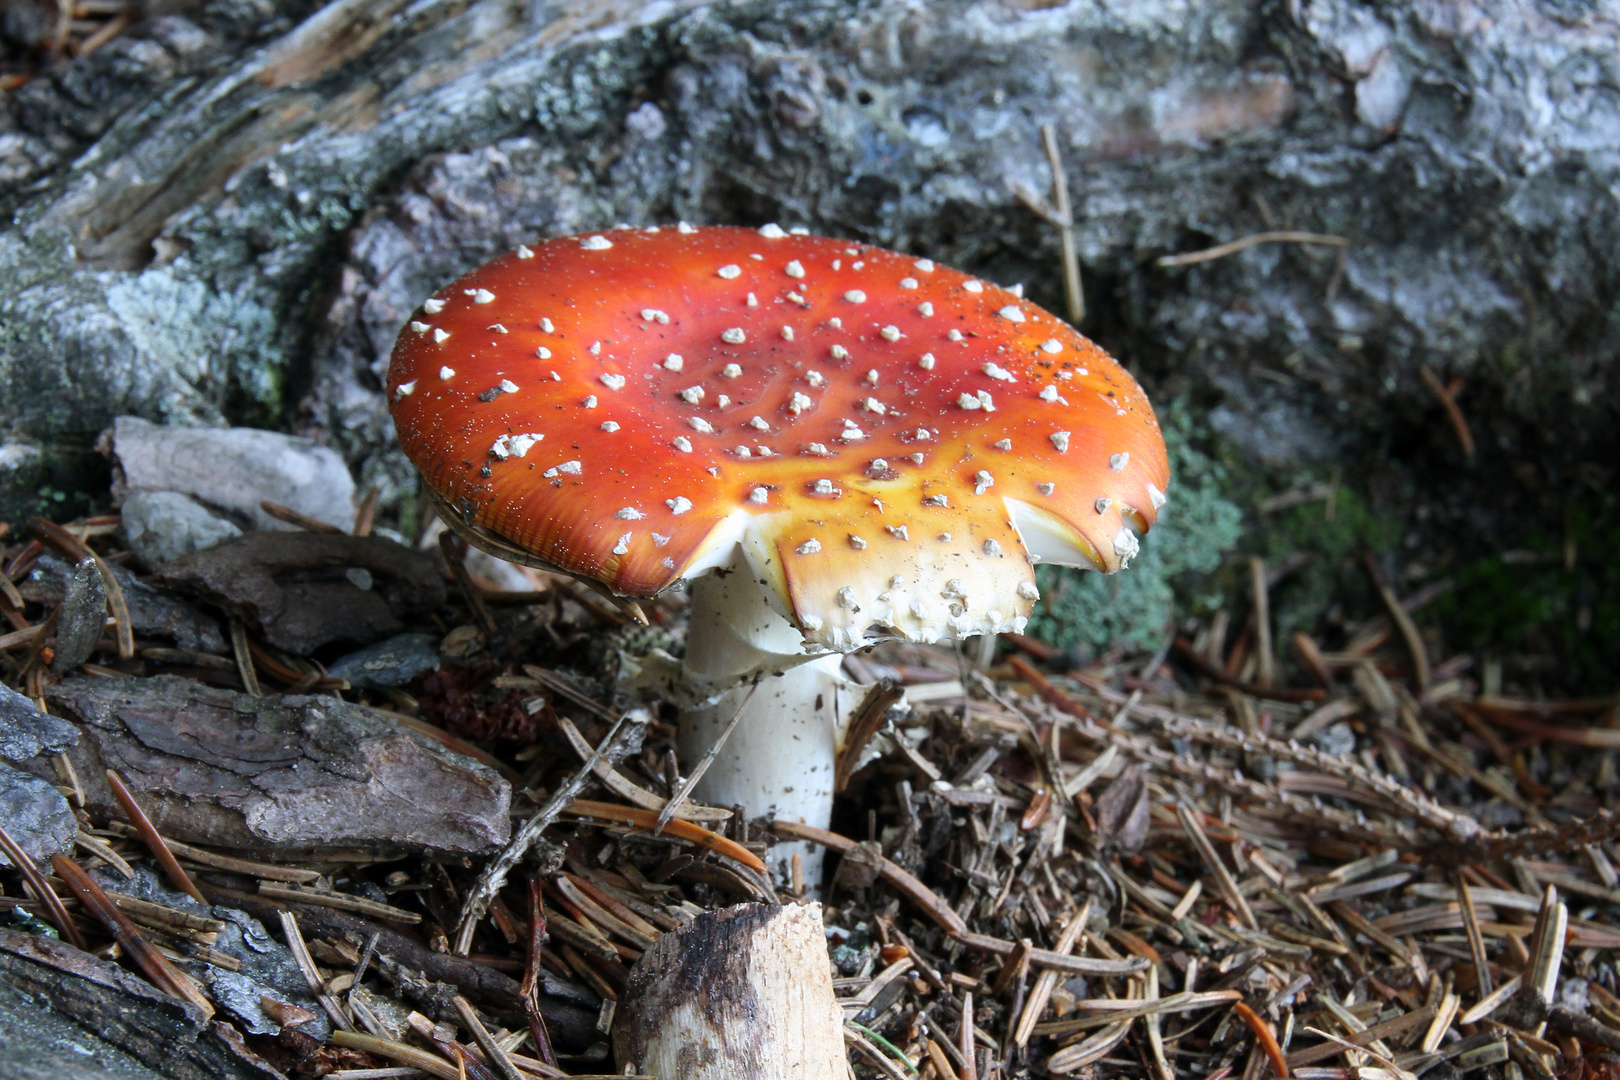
[[3, 504, 1618, 1079]]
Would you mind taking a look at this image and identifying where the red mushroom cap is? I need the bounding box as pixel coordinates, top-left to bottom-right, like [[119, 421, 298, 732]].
[[388, 225, 1168, 650]]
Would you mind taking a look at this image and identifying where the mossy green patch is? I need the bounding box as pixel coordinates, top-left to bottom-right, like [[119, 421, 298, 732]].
[[1439, 497, 1620, 694], [1253, 484, 1403, 649]]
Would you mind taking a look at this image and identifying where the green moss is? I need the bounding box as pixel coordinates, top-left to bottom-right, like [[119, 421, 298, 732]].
[[1026, 403, 1242, 653], [1252, 484, 1403, 648], [1438, 497, 1620, 694]]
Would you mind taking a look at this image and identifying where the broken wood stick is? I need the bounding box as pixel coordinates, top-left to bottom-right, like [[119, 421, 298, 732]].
[[613, 902, 844, 1079]]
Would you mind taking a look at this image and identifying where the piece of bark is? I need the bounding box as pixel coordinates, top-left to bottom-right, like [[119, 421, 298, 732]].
[[1094, 764, 1151, 855], [37, 674, 508, 854], [0, 760, 77, 866], [50, 556, 109, 672], [153, 531, 445, 654], [0, 927, 284, 1080], [22, 552, 227, 654], [98, 862, 331, 1042], [613, 902, 845, 1079], [0, 681, 78, 762]]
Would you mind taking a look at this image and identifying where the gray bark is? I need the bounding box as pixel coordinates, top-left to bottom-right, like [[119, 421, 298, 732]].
[[0, 927, 284, 1080], [34, 673, 510, 855], [0, 0, 1614, 550]]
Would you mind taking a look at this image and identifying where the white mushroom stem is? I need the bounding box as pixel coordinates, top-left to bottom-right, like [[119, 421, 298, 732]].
[[677, 571, 854, 889]]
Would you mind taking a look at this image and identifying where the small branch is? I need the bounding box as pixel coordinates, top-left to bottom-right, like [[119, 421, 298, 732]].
[[105, 769, 206, 904], [1170, 638, 1326, 702], [835, 679, 905, 793], [440, 531, 497, 639], [1157, 230, 1349, 268], [454, 709, 645, 954], [1361, 553, 1431, 691], [774, 820, 967, 935], [564, 799, 765, 873], [1009, 123, 1084, 324], [1041, 124, 1084, 325], [655, 678, 759, 831], [352, 486, 380, 537], [1232, 1001, 1290, 1079], [1419, 367, 1477, 460], [1250, 557, 1274, 687]]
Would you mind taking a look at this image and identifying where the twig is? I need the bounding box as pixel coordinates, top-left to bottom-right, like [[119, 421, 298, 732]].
[[1031, 990, 1244, 1036], [656, 679, 759, 831], [557, 716, 728, 823], [1157, 231, 1349, 268], [278, 909, 353, 1031], [521, 877, 558, 1069], [1232, 1001, 1290, 1078], [455, 709, 645, 954], [440, 531, 497, 638], [835, 679, 905, 793], [105, 768, 206, 904], [1007, 126, 1085, 325], [774, 820, 967, 935], [566, 800, 765, 873], [1041, 124, 1084, 326], [1470, 707, 1620, 748], [1177, 802, 1256, 929], [257, 882, 423, 923], [1250, 557, 1274, 687], [1361, 554, 1430, 691], [0, 822, 86, 949], [258, 500, 342, 532], [228, 617, 262, 696], [1419, 367, 1476, 459], [1159, 716, 1475, 842], [453, 996, 525, 1080], [352, 930, 381, 986], [353, 486, 381, 537], [1170, 639, 1326, 702], [953, 930, 1148, 976]]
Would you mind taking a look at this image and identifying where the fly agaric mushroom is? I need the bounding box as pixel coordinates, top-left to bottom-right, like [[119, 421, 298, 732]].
[[387, 225, 1168, 884]]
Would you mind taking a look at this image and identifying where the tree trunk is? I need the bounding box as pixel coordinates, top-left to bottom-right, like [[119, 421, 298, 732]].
[[613, 902, 845, 1079], [1, 0, 1615, 595]]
